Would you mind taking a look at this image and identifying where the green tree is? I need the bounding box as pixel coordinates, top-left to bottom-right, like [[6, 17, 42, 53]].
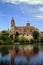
[[40, 36, 43, 44], [15, 32, 19, 37], [10, 35, 13, 40], [0, 30, 13, 45], [1, 30, 9, 40], [32, 31, 39, 43], [30, 39, 34, 44], [14, 32, 19, 42], [0, 40, 4, 45]]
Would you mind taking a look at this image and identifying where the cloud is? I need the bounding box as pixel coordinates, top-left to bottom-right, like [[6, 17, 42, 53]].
[[2, 0, 43, 5], [39, 7, 43, 12], [35, 15, 43, 19]]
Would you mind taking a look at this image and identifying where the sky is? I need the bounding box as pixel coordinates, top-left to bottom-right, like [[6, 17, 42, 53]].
[[0, 0, 43, 31]]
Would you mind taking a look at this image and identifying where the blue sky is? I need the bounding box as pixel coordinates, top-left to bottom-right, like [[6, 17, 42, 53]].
[[0, 0, 43, 31]]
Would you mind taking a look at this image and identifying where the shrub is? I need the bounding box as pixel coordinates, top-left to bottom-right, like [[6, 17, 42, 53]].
[[30, 39, 34, 45], [40, 36, 43, 43]]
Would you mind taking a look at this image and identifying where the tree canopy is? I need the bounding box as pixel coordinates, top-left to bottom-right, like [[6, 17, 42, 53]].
[[32, 31, 39, 42]]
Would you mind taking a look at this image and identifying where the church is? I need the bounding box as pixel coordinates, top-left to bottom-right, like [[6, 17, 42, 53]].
[[9, 17, 39, 35]]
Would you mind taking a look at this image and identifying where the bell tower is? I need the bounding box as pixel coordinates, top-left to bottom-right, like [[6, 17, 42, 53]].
[[11, 17, 15, 32], [25, 21, 30, 35]]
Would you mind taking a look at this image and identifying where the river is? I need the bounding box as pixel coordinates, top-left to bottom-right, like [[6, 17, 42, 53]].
[[0, 45, 43, 65]]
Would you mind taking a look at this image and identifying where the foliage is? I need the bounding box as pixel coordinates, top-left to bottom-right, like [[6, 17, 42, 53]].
[[36, 38, 39, 43], [4, 37, 13, 45], [30, 39, 34, 44], [15, 32, 19, 37], [1, 30, 9, 40], [0, 40, 4, 45], [32, 31, 39, 42], [14, 32, 19, 42], [40, 36, 43, 45], [0, 30, 40, 45], [0, 30, 13, 45], [2, 30, 9, 36], [19, 36, 29, 45], [14, 36, 19, 42], [10, 35, 13, 40]]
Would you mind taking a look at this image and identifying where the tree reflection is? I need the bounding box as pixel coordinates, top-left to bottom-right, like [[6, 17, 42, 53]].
[[1, 46, 9, 56]]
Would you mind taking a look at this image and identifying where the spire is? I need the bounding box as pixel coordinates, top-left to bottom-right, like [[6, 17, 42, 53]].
[[11, 17, 15, 26]]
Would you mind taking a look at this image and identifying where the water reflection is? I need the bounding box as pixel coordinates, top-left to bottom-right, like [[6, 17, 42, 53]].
[[0, 46, 43, 65], [29, 52, 43, 65], [0, 53, 11, 65], [0, 52, 43, 65], [14, 56, 28, 65]]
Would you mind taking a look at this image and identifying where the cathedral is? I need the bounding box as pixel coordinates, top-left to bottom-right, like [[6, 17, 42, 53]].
[[9, 17, 39, 35]]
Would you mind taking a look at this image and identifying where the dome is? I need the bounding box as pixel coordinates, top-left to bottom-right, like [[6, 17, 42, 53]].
[[26, 22, 30, 26]]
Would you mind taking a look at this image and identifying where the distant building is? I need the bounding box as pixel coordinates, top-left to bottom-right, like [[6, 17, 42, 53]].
[[9, 17, 39, 35]]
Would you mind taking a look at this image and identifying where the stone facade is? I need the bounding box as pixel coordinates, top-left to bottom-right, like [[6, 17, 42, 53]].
[[9, 17, 39, 35]]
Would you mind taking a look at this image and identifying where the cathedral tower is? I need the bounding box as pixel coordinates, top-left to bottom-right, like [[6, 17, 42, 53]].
[[25, 21, 30, 35], [11, 17, 16, 32]]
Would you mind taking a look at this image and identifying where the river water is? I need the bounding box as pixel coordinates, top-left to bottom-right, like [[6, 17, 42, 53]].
[[0, 52, 43, 65]]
